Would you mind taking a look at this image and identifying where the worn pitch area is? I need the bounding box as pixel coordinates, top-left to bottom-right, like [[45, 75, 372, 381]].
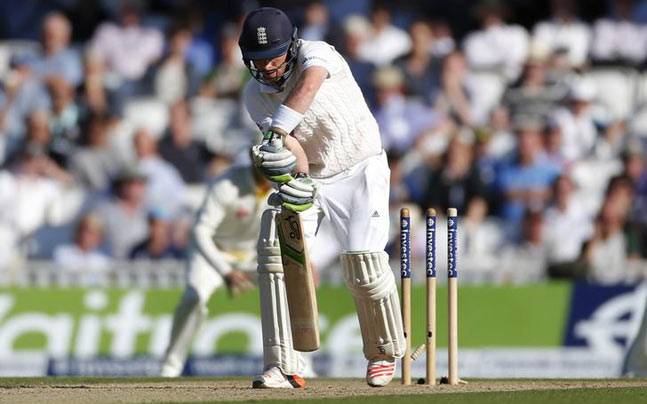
[[0, 378, 645, 403]]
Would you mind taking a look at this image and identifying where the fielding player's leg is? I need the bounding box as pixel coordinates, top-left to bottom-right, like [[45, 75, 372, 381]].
[[254, 208, 307, 388], [161, 252, 223, 377], [623, 295, 647, 377]]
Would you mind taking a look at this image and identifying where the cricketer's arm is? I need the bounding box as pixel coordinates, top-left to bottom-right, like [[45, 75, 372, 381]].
[[192, 182, 254, 295], [276, 66, 328, 173]]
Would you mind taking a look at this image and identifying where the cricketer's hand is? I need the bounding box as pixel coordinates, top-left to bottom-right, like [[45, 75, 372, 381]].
[[277, 173, 317, 212], [224, 270, 255, 298], [251, 130, 296, 183]]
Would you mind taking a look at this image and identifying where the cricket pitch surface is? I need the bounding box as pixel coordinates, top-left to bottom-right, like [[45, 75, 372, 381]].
[[0, 377, 645, 403]]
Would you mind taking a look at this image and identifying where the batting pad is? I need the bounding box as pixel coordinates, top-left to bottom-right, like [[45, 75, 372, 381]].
[[256, 208, 303, 375], [341, 251, 405, 360]]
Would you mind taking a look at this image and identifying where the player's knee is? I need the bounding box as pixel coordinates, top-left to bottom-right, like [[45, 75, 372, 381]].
[[257, 209, 283, 274], [340, 250, 404, 359], [182, 286, 208, 309], [257, 242, 283, 275], [341, 251, 394, 300]]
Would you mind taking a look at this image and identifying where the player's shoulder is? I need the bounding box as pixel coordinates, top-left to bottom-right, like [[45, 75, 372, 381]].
[[298, 39, 334, 52], [297, 39, 345, 75], [297, 39, 337, 60], [207, 166, 252, 199], [211, 165, 251, 186]]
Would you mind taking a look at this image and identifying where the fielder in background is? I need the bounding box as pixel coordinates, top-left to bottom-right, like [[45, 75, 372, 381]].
[[159, 164, 268, 377], [623, 296, 647, 377], [240, 7, 405, 388]]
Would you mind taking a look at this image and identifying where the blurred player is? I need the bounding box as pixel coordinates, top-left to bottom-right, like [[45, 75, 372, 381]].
[[159, 164, 268, 377], [623, 295, 647, 377], [240, 7, 405, 388]]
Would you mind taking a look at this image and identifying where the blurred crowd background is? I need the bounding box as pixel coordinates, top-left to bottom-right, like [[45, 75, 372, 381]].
[[0, 0, 646, 286]]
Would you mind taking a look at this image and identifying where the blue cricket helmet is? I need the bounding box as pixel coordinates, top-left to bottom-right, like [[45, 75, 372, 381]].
[[238, 7, 298, 89]]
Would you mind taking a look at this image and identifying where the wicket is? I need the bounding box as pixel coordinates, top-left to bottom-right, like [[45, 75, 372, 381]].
[[400, 207, 459, 386], [399, 208, 412, 385]]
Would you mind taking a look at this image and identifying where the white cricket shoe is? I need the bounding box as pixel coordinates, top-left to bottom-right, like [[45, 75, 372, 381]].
[[366, 359, 396, 387], [160, 359, 182, 377], [252, 366, 306, 389]]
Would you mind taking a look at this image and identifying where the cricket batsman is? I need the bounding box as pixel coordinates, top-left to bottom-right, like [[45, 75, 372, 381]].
[[159, 164, 268, 377], [240, 7, 405, 388]]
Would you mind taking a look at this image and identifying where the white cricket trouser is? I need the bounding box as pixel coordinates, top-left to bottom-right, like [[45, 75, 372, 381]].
[[302, 151, 391, 253], [160, 251, 225, 377], [623, 288, 647, 377]]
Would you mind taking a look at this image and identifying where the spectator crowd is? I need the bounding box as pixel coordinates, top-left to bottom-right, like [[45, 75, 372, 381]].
[[0, 0, 645, 285]]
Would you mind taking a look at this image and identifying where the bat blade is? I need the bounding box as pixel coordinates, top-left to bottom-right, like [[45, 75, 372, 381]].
[[276, 208, 320, 351]]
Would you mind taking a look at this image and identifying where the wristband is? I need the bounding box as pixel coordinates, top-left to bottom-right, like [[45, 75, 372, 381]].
[[271, 104, 304, 135]]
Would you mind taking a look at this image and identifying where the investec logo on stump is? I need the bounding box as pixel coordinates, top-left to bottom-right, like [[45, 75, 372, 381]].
[[426, 214, 436, 278], [400, 215, 410, 278], [447, 216, 457, 278]]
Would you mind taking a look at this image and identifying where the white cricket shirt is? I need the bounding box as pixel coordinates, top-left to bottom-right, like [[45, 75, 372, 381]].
[[243, 39, 382, 179], [191, 166, 270, 275]]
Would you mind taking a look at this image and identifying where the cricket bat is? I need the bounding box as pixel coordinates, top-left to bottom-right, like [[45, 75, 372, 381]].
[[276, 208, 320, 351]]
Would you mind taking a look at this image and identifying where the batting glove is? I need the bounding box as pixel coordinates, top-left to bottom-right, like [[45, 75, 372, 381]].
[[277, 173, 317, 212], [251, 130, 296, 183]]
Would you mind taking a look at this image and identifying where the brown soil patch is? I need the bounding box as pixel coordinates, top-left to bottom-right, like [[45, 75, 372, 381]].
[[0, 378, 645, 403]]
